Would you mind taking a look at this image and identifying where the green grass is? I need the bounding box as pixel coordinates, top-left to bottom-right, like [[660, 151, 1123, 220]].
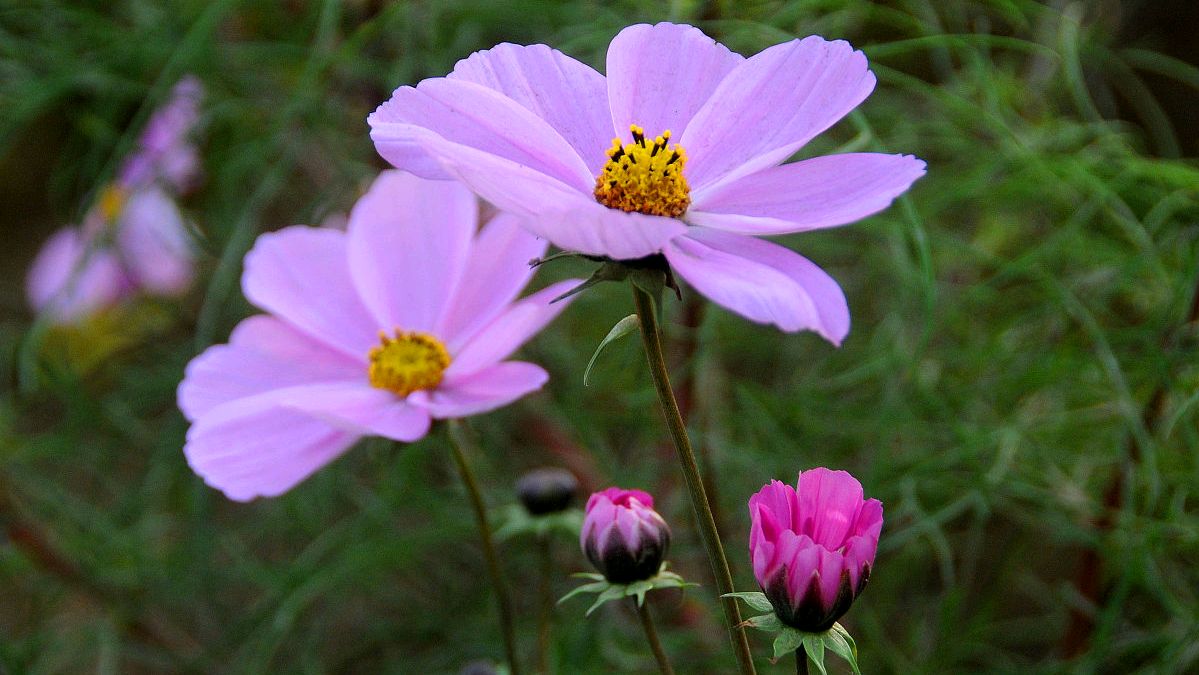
[[2, 0, 1198, 673]]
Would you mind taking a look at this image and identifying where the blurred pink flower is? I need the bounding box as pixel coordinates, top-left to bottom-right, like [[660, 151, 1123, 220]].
[[177, 171, 579, 501], [748, 468, 882, 632], [581, 487, 671, 583], [370, 22, 925, 343], [25, 227, 131, 324], [27, 77, 202, 323]]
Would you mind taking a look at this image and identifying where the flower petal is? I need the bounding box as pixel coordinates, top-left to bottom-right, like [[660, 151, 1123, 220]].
[[272, 382, 433, 442], [26, 228, 129, 324], [681, 36, 876, 191], [450, 43, 613, 176], [446, 279, 579, 377], [184, 400, 360, 502], [796, 468, 866, 549], [346, 171, 477, 333], [437, 212, 548, 348], [663, 229, 849, 343], [241, 226, 379, 358], [690, 153, 926, 234], [117, 186, 195, 295], [409, 361, 548, 418], [520, 201, 689, 259], [606, 23, 743, 143], [177, 315, 363, 422], [370, 77, 593, 193]]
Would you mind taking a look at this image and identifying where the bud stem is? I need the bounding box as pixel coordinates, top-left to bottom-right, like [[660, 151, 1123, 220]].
[[631, 285, 756, 674], [447, 420, 522, 675], [796, 646, 809, 675], [634, 597, 676, 675], [536, 535, 553, 674]]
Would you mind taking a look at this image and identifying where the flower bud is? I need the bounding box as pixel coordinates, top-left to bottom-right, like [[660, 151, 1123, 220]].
[[581, 487, 670, 584], [458, 660, 497, 675], [515, 467, 578, 515], [748, 468, 883, 632]]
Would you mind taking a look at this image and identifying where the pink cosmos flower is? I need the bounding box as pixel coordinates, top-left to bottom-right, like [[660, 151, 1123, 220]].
[[748, 468, 882, 632], [26, 77, 202, 323], [581, 487, 671, 583], [177, 171, 579, 501], [369, 22, 926, 343]]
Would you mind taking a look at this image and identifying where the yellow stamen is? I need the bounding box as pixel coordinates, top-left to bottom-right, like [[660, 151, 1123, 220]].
[[367, 330, 451, 396], [593, 125, 690, 218], [98, 184, 127, 221]]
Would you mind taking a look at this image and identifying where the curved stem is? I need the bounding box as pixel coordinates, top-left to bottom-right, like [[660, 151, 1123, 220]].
[[536, 535, 553, 674], [635, 597, 676, 675], [447, 420, 522, 675], [796, 646, 809, 675], [631, 285, 756, 675]]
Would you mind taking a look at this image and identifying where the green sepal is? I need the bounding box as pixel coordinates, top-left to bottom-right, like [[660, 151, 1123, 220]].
[[722, 591, 773, 614], [802, 634, 828, 675], [772, 627, 804, 660], [493, 504, 583, 543], [550, 261, 630, 303], [558, 563, 698, 616], [755, 620, 863, 673], [827, 623, 862, 675], [738, 613, 782, 632], [583, 314, 639, 386]]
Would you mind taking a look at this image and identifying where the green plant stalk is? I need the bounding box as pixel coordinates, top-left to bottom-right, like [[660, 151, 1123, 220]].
[[536, 535, 553, 674], [796, 646, 809, 675], [635, 597, 676, 675], [447, 420, 522, 675], [631, 285, 756, 675]]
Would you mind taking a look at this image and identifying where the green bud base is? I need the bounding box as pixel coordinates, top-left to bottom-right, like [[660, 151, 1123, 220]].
[[725, 592, 862, 674], [493, 504, 583, 543], [560, 563, 696, 615]]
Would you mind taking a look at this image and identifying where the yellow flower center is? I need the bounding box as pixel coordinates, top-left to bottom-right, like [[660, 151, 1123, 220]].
[[593, 125, 690, 218], [367, 331, 451, 396], [98, 184, 128, 221]]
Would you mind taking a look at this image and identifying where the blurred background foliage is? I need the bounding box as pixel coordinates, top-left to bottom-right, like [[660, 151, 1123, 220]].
[[2, 0, 1198, 672]]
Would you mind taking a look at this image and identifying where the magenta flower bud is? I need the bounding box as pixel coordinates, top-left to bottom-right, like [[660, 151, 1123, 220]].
[[748, 468, 883, 632], [581, 488, 671, 583]]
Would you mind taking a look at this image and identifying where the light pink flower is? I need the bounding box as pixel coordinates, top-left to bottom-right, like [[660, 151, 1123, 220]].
[[581, 487, 671, 583], [177, 171, 579, 501], [748, 468, 883, 631], [25, 227, 131, 324], [117, 75, 204, 193], [369, 22, 925, 343]]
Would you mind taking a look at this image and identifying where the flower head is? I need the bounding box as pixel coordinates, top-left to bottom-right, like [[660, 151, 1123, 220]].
[[748, 468, 882, 632], [369, 23, 926, 343], [581, 487, 671, 583], [177, 171, 579, 501], [117, 75, 204, 193], [516, 467, 579, 515]]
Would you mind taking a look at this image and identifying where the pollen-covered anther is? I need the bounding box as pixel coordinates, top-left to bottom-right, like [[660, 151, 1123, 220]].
[[98, 184, 128, 221], [367, 330, 451, 396], [593, 125, 690, 218]]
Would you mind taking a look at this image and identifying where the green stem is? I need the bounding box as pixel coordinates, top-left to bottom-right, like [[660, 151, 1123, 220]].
[[447, 420, 522, 675], [631, 285, 756, 675], [634, 597, 676, 675], [796, 646, 809, 675], [536, 535, 553, 674]]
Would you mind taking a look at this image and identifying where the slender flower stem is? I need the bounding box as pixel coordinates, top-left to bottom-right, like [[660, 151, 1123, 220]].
[[447, 420, 522, 675], [634, 597, 676, 675], [536, 535, 553, 674], [631, 285, 756, 675], [796, 647, 809, 675]]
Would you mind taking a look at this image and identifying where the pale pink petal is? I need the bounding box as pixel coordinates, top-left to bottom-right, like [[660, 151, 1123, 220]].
[[681, 36, 876, 191], [263, 382, 433, 442], [177, 315, 363, 422], [408, 361, 548, 419], [241, 226, 379, 358], [450, 43, 613, 176], [689, 153, 926, 234], [663, 228, 849, 343], [117, 186, 195, 295], [26, 228, 129, 324], [445, 279, 579, 377], [607, 23, 742, 143], [519, 201, 688, 259], [437, 213, 547, 348], [373, 124, 594, 222], [184, 400, 360, 502], [346, 171, 476, 333], [369, 77, 592, 193]]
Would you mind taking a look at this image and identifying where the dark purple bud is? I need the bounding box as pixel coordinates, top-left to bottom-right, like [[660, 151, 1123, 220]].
[[516, 467, 579, 515], [580, 487, 670, 584]]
